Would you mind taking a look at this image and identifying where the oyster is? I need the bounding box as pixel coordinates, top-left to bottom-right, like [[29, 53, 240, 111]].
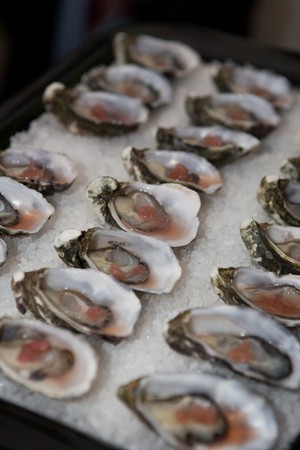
[[213, 62, 293, 110], [54, 228, 181, 294], [165, 304, 300, 389], [43, 82, 149, 136], [118, 372, 277, 450], [0, 317, 97, 398], [0, 148, 77, 195], [257, 175, 300, 226], [114, 33, 200, 78], [122, 146, 222, 194], [240, 218, 300, 274], [12, 268, 141, 338], [156, 125, 260, 165], [186, 93, 280, 138], [81, 64, 172, 108], [0, 177, 54, 235], [85, 177, 200, 247], [211, 266, 300, 326], [0, 238, 7, 266], [281, 157, 300, 180]]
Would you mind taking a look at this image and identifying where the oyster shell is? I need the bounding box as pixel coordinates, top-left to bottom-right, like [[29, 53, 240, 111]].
[[213, 63, 293, 110], [85, 176, 200, 247], [0, 148, 77, 195], [118, 372, 277, 450], [114, 33, 200, 78], [12, 268, 141, 338], [54, 228, 181, 294], [0, 177, 54, 235], [257, 175, 300, 226], [186, 93, 280, 138], [122, 146, 222, 194], [281, 157, 300, 180], [0, 238, 7, 266], [43, 82, 149, 136], [81, 64, 172, 108], [156, 125, 260, 165], [211, 266, 300, 326], [165, 304, 300, 389], [0, 317, 97, 398], [240, 218, 300, 275]]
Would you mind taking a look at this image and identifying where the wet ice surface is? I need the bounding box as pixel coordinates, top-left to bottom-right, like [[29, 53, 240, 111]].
[[1, 63, 300, 450]]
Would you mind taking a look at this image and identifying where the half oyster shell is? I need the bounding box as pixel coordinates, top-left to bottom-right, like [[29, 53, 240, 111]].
[[0, 317, 97, 398], [85, 176, 200, 247], [213, 62, 293, 110], [211, 266, 300, 326], [114, 33, 200, 78], [118, 372, 277, 450], [54, 228, 181, 294], [165, 304, 300, 389], [0, 238, 7, 266], [43, 82, 149, 136], [186, 93, 280, 138], [257, 175, 300, 226], [122, 146, 222, 194], [12, 268, 141, 338], [0, 148, 77, 195], [0, 177, 54, 235], [81, 64, 172, 108], [240, 218, 300, 274], [156, 125, 260, 165]]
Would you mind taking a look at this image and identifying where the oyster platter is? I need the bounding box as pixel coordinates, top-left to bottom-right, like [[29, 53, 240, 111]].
[[1, 25, 300, 450]]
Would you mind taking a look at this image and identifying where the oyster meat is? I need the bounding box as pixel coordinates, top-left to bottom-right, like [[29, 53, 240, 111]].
[[122, 146, 222, 194], [0, 148, 77, 195], [114, 33, 200, 78], [81, 64, 172, 108], [43, 82, 149, 136], [86, 176, 200, 247], [211, 266, 300, 326], [257, 175, 300, 226], [12, 268, 141, 338], [118, 372, 277, 450], [0, 317, 97, 398], [54, 227, 181, 294], [213, 62, 293, 110], [186, 93, 280, 138], [156, 125, 260, 165], [165, 304, 300, 389], [240, 218, 300, 274], [0, 238, 7, 266], [0, 177, 54, 235]]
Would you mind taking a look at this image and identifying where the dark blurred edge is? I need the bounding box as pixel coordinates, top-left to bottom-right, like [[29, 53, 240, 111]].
[[0, 20, 300, 450]]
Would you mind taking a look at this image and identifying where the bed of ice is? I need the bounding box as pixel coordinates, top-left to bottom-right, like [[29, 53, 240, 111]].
[[1, 62, 300, 450]]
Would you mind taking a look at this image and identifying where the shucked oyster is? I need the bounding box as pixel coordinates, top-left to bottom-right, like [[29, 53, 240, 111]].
[[0, 148, 77, 195], [114, 33, 200, 78], [186, 93, 280, 138], [12, 268, 141, 338], [165, 304, 300, 389], [156, 125, 260, 165], [0, 317, 97, 398], [0, 177, 54, 235], [213, 62, 293, 110], [118, 372, 277, 450], [122, 146, 222, 194], [86, 177, 200, 247], [257, 175, 300, 226], [54, 228, 181, 294], [43, 82, 149, 136], [241, 218, 300, 275], [211, 266, 300, 326], [81, 64, 172, 108]]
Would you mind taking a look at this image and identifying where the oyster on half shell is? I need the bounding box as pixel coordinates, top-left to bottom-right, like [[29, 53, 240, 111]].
[[211, 266, 300, 327], [118, 372, 278, 450], [85, 176, 200, 247], [54, 228, 181, 294], [165, 304, 300, 389], [122, 146, 222, 194]]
